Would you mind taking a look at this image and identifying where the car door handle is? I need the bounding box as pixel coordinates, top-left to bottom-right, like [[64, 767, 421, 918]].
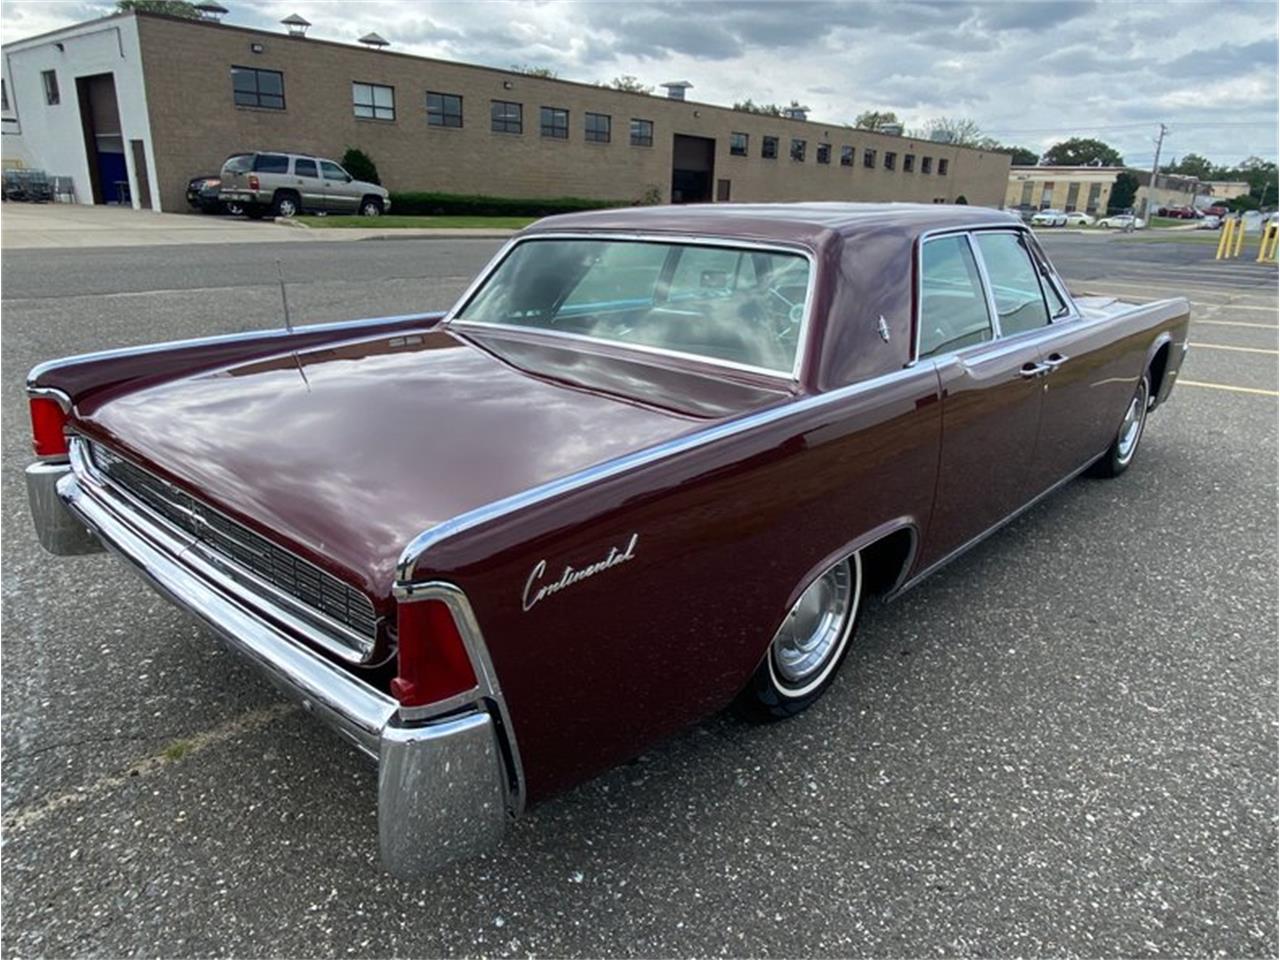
[[1044, 353, 1069, 369], [1019, 362, 1050, 378]]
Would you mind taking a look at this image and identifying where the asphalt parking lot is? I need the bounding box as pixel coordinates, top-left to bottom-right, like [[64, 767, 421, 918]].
[[2, 230, 1276, 957]]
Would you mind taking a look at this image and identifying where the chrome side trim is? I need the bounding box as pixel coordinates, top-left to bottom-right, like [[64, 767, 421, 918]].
[[392, 580, 527, 816], [26, 312, 441, 385], [890, 448, 1104, 599], [441, 231, 820, 383], [396, 362, 932, 581]]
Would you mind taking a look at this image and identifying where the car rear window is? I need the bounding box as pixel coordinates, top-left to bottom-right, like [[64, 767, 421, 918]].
[[253, 154, 289, 174], [454, 238, 812, 376], [222, 154, 252, 173]]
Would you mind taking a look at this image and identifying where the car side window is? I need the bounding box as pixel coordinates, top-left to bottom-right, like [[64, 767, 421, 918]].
[[294, 158, 318, 178], [918, 234, 993, 359], [254, 154, 289, 174], [319, 160, 347, 181], [974, 232, 1051, 336]]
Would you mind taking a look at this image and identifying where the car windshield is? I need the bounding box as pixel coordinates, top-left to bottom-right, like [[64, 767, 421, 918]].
[[453, 238, 812, 375]]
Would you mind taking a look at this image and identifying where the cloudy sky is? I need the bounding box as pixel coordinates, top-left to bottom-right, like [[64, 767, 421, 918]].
[[3, 0, 1276, 167]]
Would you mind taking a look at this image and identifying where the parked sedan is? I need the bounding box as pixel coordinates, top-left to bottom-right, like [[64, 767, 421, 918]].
[[1063, 212, 1095, 226], [1196, 215, 1222, 230], [185, 175, 242, 215], [24, 204, 1190, 878], [1098, 214, 1146, 229], [1031, 208, 1068, 226]]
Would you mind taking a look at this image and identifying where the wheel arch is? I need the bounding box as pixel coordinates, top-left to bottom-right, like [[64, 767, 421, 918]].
[[781, 517, 919, 613], [1145, 335, 1173, 408]]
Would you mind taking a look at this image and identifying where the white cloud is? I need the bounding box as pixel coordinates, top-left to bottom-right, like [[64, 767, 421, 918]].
[[1, 0, 1275, 166]]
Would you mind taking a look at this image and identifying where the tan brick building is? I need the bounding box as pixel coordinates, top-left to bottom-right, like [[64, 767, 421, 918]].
[[3, 10, 1011, 214], [1006, 165, 1200, 218]]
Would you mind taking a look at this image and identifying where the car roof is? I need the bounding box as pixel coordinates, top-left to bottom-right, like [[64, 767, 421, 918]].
[[522, 202, 1020, 247]]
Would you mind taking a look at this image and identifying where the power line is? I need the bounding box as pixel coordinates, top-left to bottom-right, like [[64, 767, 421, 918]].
[[984, 120, 1275, 135]]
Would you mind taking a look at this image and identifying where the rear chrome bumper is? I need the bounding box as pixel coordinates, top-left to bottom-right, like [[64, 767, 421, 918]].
[[28, 453, 511, 877]]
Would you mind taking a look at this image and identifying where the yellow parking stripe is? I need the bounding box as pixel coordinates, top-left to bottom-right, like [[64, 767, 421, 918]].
[[1194, 319, 1278, 330], [1189, 342, 1279, 355], [1179, 379, 1279, 397]]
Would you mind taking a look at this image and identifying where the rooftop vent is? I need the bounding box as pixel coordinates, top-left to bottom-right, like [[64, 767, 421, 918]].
[[281, 13, 311, 37], [783, 105, 810, 121], [358, 31, 390, 49], [880, 122, 904, 136], [194, 1, 228, 21], [660, 81, 692, 100]]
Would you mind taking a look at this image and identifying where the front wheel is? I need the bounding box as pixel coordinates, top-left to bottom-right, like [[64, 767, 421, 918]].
[[360, 198, 383, 217], [736, 552, 863, 721], [1089, 373, 1150, 478]]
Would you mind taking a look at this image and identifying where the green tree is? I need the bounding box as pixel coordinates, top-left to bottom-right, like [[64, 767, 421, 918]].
[[511, 64, 558, 78], [853, 110, 899, 131], [1042, 137, 1124, 167], [733, 99, 783, 116], [1161, 152, 1216, 180], [1108, 171, 1139, 212], [1235, 156, 1278, 207], [1001, 145, 1040, 165], [342, 147, 380, 185], [610, 75, 652, 95], [116, 0, 200, 15]]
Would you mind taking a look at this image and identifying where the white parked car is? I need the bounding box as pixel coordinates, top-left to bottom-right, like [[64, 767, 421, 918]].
[[1031, 208, 1068, 227], [1196, 215, 1222, 230], [1098, 214, 1146, 229], [1063, 212, 1095, 226]]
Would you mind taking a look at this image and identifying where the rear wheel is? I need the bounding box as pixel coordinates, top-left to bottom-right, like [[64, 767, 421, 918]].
[[737, 552, 863, 721], [1089, 373, 1150, 478], [272, 191, 300, 218]]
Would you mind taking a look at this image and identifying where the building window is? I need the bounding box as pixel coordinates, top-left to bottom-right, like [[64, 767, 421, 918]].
[[1086, 182, 1102, 214], [41, 69, 59, 106], [730, 132, 748, 156], [353, 82, 394, 121], [427, 91, 462, 127], [230, 66, 283, 110], [491, 100, 522, 134], [585, 112, 611, 143], [1020, 181, 1035, 206], [922, 156, 933, 174], [863, 148, 876, 169], [762, 136, 779, 159], [817, 143, 831, 165], [904, 154, 915, 173], [938, 158, 949, 176], [540, 106, 569, 139], [790, 138, 806, 162], [1, 79, 8, 112], [840, 145, 853, 167], [884, 151, 896, 171], [630, 118, 653, 146]]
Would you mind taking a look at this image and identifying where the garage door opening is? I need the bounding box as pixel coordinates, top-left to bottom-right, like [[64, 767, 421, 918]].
[[671, 134, 715, 204], [75, 73, 127, 205]]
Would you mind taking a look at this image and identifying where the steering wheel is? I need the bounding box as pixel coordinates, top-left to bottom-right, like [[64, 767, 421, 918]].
[[765, 282, 808, 339]]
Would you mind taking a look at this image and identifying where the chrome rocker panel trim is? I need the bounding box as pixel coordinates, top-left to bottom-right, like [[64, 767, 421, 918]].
[[52, 447, 511, 879]]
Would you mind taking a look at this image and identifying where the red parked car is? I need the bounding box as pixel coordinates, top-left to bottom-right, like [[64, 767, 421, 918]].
[[25, 204, 1190, 876]]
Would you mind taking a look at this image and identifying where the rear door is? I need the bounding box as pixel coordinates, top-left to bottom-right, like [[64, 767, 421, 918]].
[[319, 159, 358, 213], [920, 231, 1047, 567], [292, 157, 324, 212], [1021, 237, 1134, 493]]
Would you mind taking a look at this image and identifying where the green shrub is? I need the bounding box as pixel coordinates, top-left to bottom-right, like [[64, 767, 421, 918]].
[[342, 147, 381, 185], [387, 191, 629, 217]]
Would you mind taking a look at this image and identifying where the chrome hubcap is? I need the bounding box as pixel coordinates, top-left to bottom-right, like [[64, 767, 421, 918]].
[[279, 199, 296, 216], [1117, 379, 1148, 464], [771, 557, 858, 693]]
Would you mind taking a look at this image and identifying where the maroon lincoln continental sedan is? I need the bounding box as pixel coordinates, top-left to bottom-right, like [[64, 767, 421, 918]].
[[25, 204, 1189, 876]]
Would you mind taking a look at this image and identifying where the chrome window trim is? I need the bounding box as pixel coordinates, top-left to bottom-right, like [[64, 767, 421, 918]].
[[911, 222, 1076, 366], [74, 438, 381, 664], [442, 231, 820, 383], [396, 361, 931, 580]]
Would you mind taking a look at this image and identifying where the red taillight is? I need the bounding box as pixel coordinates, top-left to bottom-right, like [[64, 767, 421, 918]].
[[29, 396, 69, 457], [247, 173, 260, 190], [391, 599, 478, 707]]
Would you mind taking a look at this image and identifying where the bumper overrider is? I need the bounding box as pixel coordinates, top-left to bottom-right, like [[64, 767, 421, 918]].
[[26, 438, 521, 877]]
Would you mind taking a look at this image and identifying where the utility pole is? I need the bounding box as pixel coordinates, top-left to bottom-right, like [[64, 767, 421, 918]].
[[1145, 122, 1169, 223]]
